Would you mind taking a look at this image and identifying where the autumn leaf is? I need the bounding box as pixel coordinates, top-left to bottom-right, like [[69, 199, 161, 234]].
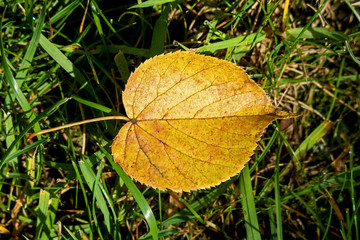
[[112, 51, 293, 192]]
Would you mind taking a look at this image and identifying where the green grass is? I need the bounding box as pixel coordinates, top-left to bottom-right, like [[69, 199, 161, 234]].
[[1, 0, 359, 239]]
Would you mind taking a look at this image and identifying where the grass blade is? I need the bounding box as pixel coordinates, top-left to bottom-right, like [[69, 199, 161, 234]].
[[78, 160, 113, 237], [196, 31, 266, 54], [274, 141, 284, 240], [294, 120, 333, 160], [114, 51, 130, 83], [239, 164, 261, 240], [15, 4, 46, 86], [130, 0, 176, 9], [150, 4, 171, 56], [38, 34, 98, 99], [0, 11, 41, 133], [285, 27, 348, 42], [71, 95, 112, 113], [40, 197, 60, 239], [35, 189, 50, 239]]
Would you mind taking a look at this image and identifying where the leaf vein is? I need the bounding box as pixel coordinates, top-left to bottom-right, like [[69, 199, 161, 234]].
[[136, 63, 221, 118], [136, 124, 236, 167]]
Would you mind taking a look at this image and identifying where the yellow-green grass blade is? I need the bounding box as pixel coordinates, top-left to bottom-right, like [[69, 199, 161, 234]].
[[285, 27, 348, 42], [35, 189, 50, 239], [196, 31, 266, 54], [294, 120, 333, 160], [130, 0, 176, 9], [274, 141, 284, 240], [40, 197, 60, 239], [240, 164, 261, 240], [71, 95, 112, 113], [3, 105, 19, 171]]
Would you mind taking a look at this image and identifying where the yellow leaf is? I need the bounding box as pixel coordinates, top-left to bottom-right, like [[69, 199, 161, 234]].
[[112, 51, 293, 192]]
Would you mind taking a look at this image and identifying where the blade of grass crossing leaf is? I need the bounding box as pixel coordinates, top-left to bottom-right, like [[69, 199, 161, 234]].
[[1, 53, 41, 133], [106, 148, 159, 240], [35, 189, 50, 239], [274, 140, 284, 240], [150, 4, 170, 56], [239, 164, 261, 240], [234, 29, 266, 61], [0, 98, 69, 169]]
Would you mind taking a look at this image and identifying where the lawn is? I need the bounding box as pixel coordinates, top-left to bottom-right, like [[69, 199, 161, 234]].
[[1, 0, 359, 239]]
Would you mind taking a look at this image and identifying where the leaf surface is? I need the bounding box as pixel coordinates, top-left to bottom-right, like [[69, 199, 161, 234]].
[[112, 51, 292, 192]]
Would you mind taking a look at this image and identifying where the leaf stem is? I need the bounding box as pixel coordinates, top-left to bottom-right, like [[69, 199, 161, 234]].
[[28, 116, 130, 139]]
